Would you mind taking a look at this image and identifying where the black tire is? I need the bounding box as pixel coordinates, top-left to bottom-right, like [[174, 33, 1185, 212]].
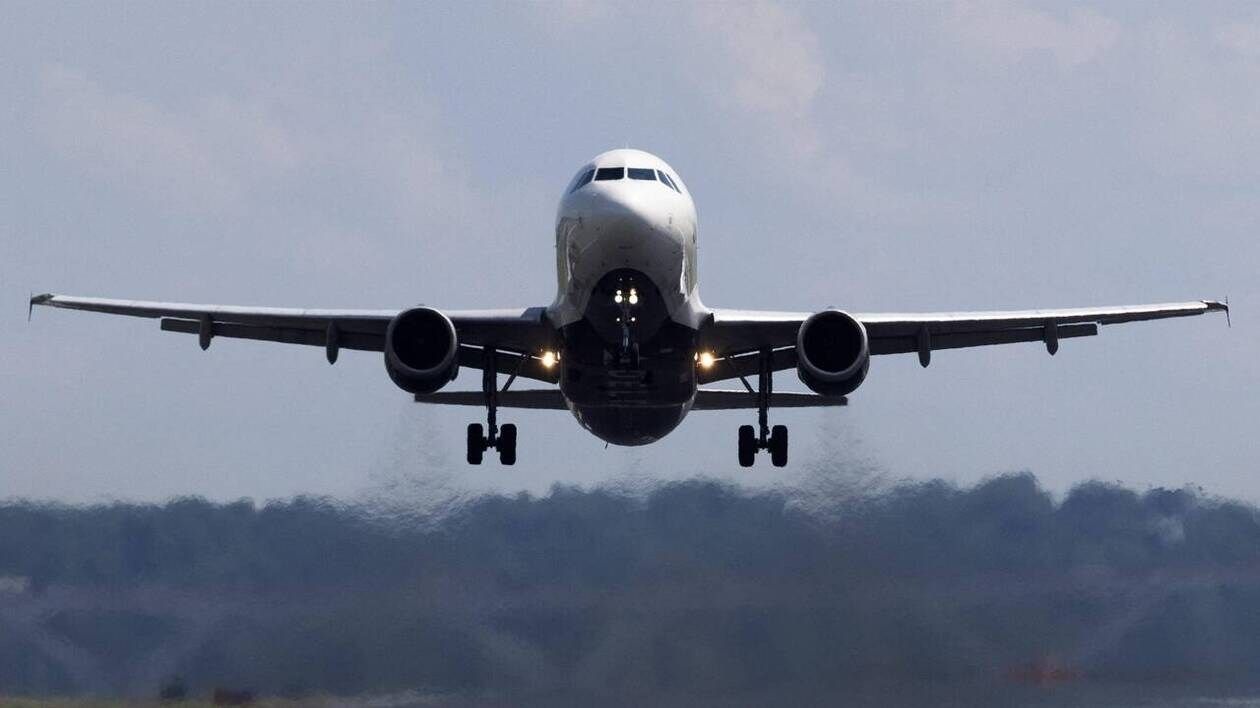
[[770, 425, 788, 467], [467, 423, 484, 465], [498, 423, 517, 466], [738, 425, 756, 467]]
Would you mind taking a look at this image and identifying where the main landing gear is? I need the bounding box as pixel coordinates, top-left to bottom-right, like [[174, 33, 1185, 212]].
[[467, 349, 517, 465], [737, 348, 788, 467]]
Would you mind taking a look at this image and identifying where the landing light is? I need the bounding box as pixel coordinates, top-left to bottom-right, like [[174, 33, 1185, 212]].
[[697, 351, 716, 369], [541, 351, 559, 368], [628, 288, 639, 305], [614, 289, 624, 304]]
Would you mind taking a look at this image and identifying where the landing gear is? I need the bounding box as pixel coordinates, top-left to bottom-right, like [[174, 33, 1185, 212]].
[[738, 425, 756, 467], [466, 348, 518, 465], [614, 275, 641, 368], [499, 423, 517, 466], [467, 423, 485, 465], [736, 348, 789, 467], [769, 425, 788, 467]]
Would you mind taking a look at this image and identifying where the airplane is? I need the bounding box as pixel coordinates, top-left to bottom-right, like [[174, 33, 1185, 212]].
[[30, 148, 1229, 467]]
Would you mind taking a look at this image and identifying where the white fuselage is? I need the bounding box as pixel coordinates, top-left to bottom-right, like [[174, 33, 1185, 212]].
[[550, 149, 705, 331], [547, 149, 706, 445]]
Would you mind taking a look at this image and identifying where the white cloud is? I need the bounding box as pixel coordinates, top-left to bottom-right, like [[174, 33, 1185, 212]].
[[673, 3, 970, 220], [532, 0, 613, 27], [691, 2, 823, 119], [946, 1, 1120, 68], [37, 65, 280, 208], [1126, 20, 1260, 182], [689, 2, 825, 158], [36, 58, 468, 223], [1216, 20, 1260, 58]]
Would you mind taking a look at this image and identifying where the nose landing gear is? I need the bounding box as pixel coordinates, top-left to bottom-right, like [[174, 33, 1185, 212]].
[[614, 276, 641, 368], [467, 349, 518, 465], [737, 348, 788, 467]]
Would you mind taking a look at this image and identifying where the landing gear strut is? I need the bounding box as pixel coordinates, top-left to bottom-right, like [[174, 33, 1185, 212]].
[[615, 275, 640, 368], [467, 348, 517, 465], [737, 348, 788, 467]]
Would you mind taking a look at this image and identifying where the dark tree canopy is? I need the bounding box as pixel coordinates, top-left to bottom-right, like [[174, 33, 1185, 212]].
[[1, 472, 1259, 704]]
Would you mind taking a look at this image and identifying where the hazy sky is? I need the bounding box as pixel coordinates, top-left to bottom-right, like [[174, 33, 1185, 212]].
[[0, 1, 1253, 504]]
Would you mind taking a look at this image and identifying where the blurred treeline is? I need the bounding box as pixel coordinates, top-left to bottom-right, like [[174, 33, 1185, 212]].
[[2, 473, 1260, 705]]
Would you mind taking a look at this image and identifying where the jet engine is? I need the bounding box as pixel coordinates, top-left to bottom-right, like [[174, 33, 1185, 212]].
[[796, 310, 870, 396], [384, 307, 459, 394]]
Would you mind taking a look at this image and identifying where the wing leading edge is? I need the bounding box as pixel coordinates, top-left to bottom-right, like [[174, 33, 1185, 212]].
[[701, 300, 1228, 383]]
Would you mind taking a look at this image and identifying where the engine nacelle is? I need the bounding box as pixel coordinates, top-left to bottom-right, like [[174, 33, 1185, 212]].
[[796, 310, 870, 396], [384, 307, 459, 394]]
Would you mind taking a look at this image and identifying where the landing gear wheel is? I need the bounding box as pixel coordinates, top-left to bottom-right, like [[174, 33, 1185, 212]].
[[498, 423, 517, 466], [738, 425, 756, 467], [769, 425, 788, 467], [467, 423, 485, 465]]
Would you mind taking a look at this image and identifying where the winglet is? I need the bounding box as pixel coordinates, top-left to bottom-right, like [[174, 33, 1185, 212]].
[[28, 292, 52, 322], [1205, 298, 1230, 328]]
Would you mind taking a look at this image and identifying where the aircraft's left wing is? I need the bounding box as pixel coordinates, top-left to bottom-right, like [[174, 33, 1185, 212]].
[[700, 300, 1228, 383], [29, 293, 558, 382]]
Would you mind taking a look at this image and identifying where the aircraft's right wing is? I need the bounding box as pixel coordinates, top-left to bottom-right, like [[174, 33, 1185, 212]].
[[29, 293, 559, 382]]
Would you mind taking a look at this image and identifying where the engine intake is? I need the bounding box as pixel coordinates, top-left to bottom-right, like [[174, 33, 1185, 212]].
[[796, 310, 870, 396], [384, 307, 459, 394]]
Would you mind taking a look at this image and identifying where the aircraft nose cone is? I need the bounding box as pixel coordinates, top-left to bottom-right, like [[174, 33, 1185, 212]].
[[584, 185, 672, 243]]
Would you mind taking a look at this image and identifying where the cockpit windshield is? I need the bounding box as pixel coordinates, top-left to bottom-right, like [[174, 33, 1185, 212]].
[[567, 165, 681, 194], [568, 169, 595, 194]]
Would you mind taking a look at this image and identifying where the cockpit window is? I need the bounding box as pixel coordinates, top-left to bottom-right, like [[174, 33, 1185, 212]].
[[657, 170, 680, 192], [627, 167, 655, 180], [594, 167, 624, 181], [569, 169, 595, 193]]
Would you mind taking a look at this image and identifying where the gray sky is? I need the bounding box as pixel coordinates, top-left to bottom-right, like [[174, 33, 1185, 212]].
[[0, 1, 1253, 505]]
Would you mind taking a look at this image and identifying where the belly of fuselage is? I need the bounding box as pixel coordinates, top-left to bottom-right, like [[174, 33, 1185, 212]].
[[558, 268, 698, 446], [569, 402, 689, 446]]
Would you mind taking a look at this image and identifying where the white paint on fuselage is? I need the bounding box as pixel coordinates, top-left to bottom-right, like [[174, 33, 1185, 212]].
[[550, 149, 705, 330]]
